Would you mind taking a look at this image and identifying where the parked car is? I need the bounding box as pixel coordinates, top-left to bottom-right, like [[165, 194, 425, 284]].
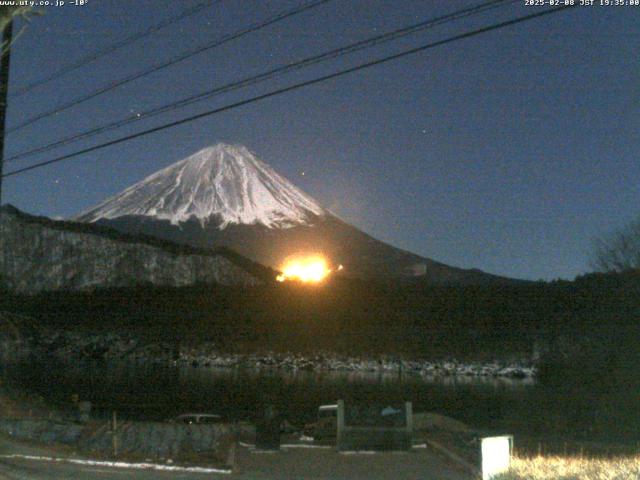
[[168, 413, 223, 425]]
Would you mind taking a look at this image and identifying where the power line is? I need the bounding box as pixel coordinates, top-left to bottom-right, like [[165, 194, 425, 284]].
[[6, 0, 515, 164], [2, 5, 576, 180], [12, 0, 221, 98], [6, 0, 333, 134]]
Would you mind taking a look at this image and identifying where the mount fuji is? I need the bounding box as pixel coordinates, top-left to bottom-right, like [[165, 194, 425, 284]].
[[76, 143, 514, 283]]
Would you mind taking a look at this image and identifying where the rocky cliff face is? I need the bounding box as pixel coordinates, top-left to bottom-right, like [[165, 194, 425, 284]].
[[0, 205, 266, 294]]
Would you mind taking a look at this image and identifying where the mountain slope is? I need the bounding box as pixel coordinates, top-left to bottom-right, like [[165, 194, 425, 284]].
[[76, 143, 519, 284]]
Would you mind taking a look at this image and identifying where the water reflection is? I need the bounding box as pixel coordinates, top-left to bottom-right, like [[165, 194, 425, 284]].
[[3, 356, 637, 448], [2, 356, 532, 429]]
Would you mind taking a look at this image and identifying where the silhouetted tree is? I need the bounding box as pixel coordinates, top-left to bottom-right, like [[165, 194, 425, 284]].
[[591, 216, 640, 272]]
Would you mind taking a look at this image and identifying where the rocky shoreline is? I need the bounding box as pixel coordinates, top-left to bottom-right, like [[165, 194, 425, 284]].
[[15, 330, 536, 380]]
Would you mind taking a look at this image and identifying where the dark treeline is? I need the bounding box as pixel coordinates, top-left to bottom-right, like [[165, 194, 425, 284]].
[[3, 270, 640, 444], [2, 270, 640, 362]]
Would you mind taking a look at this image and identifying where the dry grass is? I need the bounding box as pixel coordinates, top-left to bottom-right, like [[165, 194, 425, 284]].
[[496, 454, 640, 480]]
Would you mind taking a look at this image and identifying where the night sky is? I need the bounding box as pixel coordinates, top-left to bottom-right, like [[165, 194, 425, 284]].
[[3, 0, 639, 281]]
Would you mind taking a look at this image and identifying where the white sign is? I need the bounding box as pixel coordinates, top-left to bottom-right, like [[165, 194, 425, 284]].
[[481, 435, 512, 480]]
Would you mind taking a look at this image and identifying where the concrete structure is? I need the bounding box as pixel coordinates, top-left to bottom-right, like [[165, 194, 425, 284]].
[[336, 400, 413, 451]]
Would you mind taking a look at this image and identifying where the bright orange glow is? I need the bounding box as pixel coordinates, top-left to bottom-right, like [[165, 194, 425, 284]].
[[276, 256, 336, 283]]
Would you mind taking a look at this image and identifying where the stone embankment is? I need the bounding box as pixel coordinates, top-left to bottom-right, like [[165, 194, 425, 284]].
[[0, 378, 236, 465], [18, 330, 535, 379], [0, 418, 232, 463]]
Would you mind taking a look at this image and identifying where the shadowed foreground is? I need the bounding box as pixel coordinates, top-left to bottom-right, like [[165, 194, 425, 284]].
[[0, 434, 474, 480]]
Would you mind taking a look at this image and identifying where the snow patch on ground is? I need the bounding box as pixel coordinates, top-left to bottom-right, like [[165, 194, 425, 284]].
[[0, 454, 231, 474]]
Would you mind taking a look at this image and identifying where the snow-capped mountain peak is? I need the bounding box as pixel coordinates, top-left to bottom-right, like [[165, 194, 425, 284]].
[[76, 143, 326, 229]]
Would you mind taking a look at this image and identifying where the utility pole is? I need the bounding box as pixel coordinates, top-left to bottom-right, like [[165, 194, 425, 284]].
[[0, 19, 13, 204], [0, 18, 12, 291]]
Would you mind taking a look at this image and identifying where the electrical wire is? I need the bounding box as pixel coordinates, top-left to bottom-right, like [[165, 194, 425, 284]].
[[6, 0, 334, 134], [6, 0, 516, 164], [12, 0, 221, 98], [2, 5, 576, 180]]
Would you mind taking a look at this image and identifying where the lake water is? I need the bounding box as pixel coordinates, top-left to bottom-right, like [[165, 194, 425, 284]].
[[3, 356, 636, 448]]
